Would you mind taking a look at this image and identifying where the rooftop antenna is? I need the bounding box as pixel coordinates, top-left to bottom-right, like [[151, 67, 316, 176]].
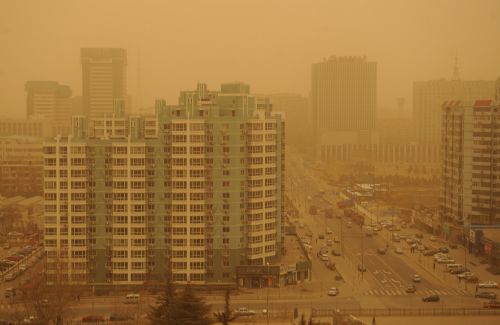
[[135, 49, 142, 114]]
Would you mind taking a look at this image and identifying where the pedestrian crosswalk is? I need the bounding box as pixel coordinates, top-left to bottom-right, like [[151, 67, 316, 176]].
[[363, 288, 467, 297]]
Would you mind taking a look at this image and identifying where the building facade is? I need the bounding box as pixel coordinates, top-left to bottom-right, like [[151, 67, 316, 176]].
[[414, 79, 495, 144], [312, 56, 376, 132], [0, 118, 70, 139], [25, 81, 72, 123], [440, 100, 500, 241], [43, 83, 285, 285], [320, 142, 440, 165], [81, 48, 127, 119], [0, 136, 43, 196]]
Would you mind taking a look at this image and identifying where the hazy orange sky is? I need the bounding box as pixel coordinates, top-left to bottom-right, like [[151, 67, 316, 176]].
[[1, 0, 499, 118]]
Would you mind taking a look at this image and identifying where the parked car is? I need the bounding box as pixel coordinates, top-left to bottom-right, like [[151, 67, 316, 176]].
[[395, 247, 403, 254], [331, 249, 341, 256], [475, 292, 497, 300], [235, 307, 256, 316], [357, 264, 367, 272], [450, 267, 469, 275], [478, 281, 499, 289], [327, 287, 339, 296], [82, 315, 105, 323], [320, 254, 329, 262], [326, 262, 336, 271], [377, 247, 387, 255], [437, 258, 455, 264], [318, 234, 325, 240], [415, 233, 424, 239], [457, 272, 474, 279], [109, 315, 133, 322], [438, 247, 449, 253], [467, 276, 479, 283], [4, 273, 16, 281], [424, 249, 439, 256], [429, 236, 437, 241], [483, 300, 500, 309], [422, 294, 440, 302], [405, 285, 416, 293]]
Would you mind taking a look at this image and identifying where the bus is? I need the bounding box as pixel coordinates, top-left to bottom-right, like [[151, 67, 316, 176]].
[[124, 293, 140, 304]]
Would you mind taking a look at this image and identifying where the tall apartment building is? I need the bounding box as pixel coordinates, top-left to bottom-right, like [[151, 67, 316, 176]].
[[43, 83, 285, 285], [311, 56, 377, 158], [414, 79, 495, 144], [25, 81, 72, 123], [440, 99, 500, 241], [81, 48, 127, 119], [0, 136, 43, 196], [311, 56, 376, 131], [262, 93, 310, 151]]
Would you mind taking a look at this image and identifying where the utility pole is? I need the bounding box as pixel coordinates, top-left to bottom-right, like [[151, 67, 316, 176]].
[[361, 232, 365, 280], [266, 262, 270, 325]]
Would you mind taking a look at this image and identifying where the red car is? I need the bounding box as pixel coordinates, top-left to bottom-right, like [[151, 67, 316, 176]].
[[5, 256, 19, 262], [82, 316, 105, 323], [483, 300, 500, 309]]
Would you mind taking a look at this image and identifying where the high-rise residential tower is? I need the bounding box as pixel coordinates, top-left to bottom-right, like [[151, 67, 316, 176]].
[[440, 99, 500, 241], [43, 83, 285, 285], [311, 56, 377, 158], [414, 79, 495, 144], [25, 81, 72, 123], [81, 48, 127, 119], [311, 56, 377, 132]]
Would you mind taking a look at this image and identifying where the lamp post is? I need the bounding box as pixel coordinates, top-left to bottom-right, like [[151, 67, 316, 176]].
[[266, 262, 270, 325]]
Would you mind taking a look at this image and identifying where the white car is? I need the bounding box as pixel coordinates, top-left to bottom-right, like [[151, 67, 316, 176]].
[[457, 272, 474, 279], [478, 281, 499, 289], [235, 307, 256, 316], [395, 247, 403, 254], [437, 258, 455, 264], [320, 254, 329, 261], [412, 274, 422, 283], [328, 287, 339, 296]]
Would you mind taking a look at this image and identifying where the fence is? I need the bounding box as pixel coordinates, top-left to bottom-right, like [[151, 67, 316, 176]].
[[311, 307, 500, 317]]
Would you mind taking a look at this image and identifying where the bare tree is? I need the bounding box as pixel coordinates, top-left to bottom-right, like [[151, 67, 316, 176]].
[[20, 268, 78, 325]]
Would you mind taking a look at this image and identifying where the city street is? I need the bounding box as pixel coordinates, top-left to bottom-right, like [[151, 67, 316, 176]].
[[285, 151, 496, 311]]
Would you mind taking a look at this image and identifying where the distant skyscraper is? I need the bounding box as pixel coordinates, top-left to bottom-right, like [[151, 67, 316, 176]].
[[413, 59, 495, 144], [311, 56, 377, 159], [81, 48, 127, 118], [311, 56, 377, 132], [25, 81, 71, 123]]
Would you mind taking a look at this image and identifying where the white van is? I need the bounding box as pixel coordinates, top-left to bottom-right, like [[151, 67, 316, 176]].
[[124, 293, 140, 304]]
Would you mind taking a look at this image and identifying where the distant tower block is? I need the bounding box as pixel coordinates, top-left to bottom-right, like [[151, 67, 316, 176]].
[[397, 97, 405, 114]]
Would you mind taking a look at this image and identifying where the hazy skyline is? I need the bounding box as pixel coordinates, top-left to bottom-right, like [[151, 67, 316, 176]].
[[1, 0, 499, 118]]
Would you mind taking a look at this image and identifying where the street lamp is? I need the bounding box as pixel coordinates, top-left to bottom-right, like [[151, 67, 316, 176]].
[[266, 262, 270, 325]]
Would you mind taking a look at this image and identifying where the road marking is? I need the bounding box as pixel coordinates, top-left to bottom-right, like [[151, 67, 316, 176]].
[[374, 290, 380, 295], [381, 279, 387, 284], [389, 290, 397, 295], [383, 270, 392, 275]]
